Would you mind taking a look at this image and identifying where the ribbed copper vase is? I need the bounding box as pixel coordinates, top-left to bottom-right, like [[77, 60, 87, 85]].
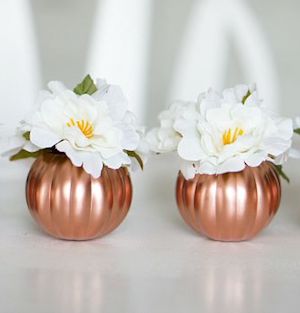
[[26, 153, 132, 240], [176, 162, 281, 241]]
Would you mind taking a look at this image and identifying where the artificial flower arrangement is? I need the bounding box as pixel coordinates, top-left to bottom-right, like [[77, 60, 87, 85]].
[[147, 84, 295, 241], [1, 75, 147, 240]]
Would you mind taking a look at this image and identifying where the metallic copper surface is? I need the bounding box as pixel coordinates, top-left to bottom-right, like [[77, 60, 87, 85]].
[[176, 162, 281, 241], [26, 153, 132, 240]]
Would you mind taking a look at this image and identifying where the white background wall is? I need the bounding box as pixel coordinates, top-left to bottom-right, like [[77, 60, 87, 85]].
[[29, 0, 300, 120]]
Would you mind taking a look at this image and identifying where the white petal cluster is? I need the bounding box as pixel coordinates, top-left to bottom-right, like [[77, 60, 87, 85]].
[[147, 84, 294, 179], [0, 121, 39, 157], [2, 79, 145, 178], [147, 101, 198, 153]]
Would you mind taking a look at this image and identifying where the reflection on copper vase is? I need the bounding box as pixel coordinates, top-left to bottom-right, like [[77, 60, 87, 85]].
[[176, 162, 281, 241], [26, 153, 132, 240]]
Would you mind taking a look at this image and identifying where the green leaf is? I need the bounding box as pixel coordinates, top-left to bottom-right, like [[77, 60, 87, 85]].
[[274, 164, 290, 183], [242, 90, 251, 105], [22, 131, 30, 141], [10, 149, 42, 161], [294, 128, 300, 135], [125, 150, 144, 170], [73, 74, 97, 95]]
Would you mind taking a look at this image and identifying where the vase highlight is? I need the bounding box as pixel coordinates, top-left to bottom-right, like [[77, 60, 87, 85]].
[[176, 162, 281, 241], [26, 153, 132, 240]]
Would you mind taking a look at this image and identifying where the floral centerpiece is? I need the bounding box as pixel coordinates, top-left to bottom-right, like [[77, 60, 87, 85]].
[[1, 75, 147, 240], [147, 84, 294, 241]]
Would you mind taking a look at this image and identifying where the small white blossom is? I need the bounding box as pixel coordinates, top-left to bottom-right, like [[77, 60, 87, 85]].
[[147, 84, 294, 179], [1, 78, 146, 178], [146, 100, 198, 153], [0, 121, 38, 156]]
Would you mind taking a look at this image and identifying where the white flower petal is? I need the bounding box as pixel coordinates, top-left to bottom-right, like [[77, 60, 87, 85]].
[[199, 88, 221, 114], [198, 161, 217, 175], [56, 141, 82, 167], [40, 98, 65, 130], [117, 122, 139, 150], [23, 142, 39, 152], [136, 137, 149, 156], [103, 152, 131, 169], [0, 135, 25, 154], [222, 88, 237, 104], [30, 127, 61, 149], [95, 78, 108, 91], [276, 118, 293, 140], [130, 144, 147, 172], [48, 81, 68, 94], [234, 84, 249, 102], [97, 144, 122, 159], [245, 151, 267, 167], [93, 84, 127, 120], [82, 153, 103, 178], [231, 105, 262, 126], [245, 92, 261, 107], [216, 157, 245, 174], [57, 141, 103, 177], [174, 118, 197, 136], [205, 107, 231, 130], [0, 135, 24, 155], [122, 111, 137, 125], [180, 161, 196, 179], [273, 152, 288, 165], [263, 137, 291, 156], [177, 136, 205, 161], [146, 128, 160, 152], [146, 128, 179, 153]]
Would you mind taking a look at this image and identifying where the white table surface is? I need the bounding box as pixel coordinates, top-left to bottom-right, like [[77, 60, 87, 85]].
[[1, 155, 300, 313]]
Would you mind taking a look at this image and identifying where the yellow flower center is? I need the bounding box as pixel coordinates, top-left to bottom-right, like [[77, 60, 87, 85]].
[[222, 127, 244, 145], [67, 118, 94, 139]]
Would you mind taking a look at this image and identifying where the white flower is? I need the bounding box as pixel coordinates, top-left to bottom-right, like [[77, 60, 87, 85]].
[[0, 121, 39, 157], [0, 91, 47, 157], [147, 84, 294, 179], [146, 100, 198, 153], [128, 125, 149, 171], [1, 78, 144, 178]]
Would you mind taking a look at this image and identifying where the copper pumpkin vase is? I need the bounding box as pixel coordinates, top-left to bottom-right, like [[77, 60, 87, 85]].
[[26, 153, 132, 240], [176, 162, 281, 241]]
